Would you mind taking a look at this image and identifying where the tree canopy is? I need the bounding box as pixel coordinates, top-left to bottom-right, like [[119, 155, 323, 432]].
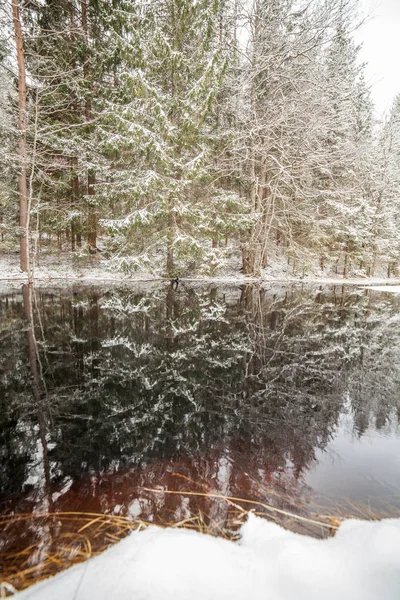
[[1, 0, 399, 278]]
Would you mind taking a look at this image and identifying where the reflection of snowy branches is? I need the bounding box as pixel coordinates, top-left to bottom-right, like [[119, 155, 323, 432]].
[[1, 284, 400, 503]]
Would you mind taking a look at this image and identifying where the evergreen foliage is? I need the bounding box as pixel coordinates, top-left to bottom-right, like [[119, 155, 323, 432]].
[[1, 0, 399, 278]]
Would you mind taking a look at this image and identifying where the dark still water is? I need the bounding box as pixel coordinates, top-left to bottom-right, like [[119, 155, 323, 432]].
[[1, 282, 400, 552]]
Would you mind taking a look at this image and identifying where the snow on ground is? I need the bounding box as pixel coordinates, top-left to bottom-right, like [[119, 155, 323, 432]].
[[364, 285, 400, 293], [0, 252, 259, 284], [2, 251, 400, 286], [0, 252, 152, 283], [14, 514, 400, 600]]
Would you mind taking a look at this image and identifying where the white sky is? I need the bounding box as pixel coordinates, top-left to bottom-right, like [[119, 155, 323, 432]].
[[356, 0, 400, 116]]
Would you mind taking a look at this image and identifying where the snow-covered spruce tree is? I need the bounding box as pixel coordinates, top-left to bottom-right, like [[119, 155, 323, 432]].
[[5, 0, 87, 257], [99, 0, 238, 276], [0, 26, 17, 248], [16, 0, 126, 254], [203, 0, 258, 271], [315, 21, 375, 277], [369, 96, 400, 277]]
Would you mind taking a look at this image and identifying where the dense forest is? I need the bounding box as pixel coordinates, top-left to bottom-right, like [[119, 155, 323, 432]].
[[1, 0, 400, 278]]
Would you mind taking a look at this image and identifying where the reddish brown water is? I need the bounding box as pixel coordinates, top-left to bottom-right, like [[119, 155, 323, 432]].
[[1, 283, 400, 584]]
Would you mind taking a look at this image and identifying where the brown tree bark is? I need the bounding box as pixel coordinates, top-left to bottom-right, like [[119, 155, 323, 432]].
[[166, 237, 174, 276], [81, 0, 97, 249], [69, 7, 81, 251], [343, 250, 349, 279], [73, 160, 82, 248], [87, 171, 97, 248], [70, 158, 80, 251], [11, 0, 29, 272]]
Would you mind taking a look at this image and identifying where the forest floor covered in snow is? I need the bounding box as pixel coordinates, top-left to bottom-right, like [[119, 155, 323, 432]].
[[11, 513, 400, 600], [1, 250, 400, 288]]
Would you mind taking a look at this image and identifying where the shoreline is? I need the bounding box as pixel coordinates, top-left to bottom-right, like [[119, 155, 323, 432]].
[[1, 273, 400, 286], [2, 252, 400, 288]]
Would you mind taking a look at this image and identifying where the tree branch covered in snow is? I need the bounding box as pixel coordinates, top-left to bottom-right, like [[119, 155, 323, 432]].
[[1, 0, 400, 279]]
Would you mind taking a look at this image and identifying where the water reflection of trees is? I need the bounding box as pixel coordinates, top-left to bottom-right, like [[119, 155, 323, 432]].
[[1, 284, 400, 528]]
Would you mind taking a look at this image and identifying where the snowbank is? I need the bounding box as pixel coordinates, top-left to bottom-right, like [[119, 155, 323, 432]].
[[365, 285, 400, 294], [14, 514, 400, 600]]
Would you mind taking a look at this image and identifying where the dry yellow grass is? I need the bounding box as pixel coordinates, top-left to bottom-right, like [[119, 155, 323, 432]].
[[0, 489, 398, 597], [0, 512, 141, 596]]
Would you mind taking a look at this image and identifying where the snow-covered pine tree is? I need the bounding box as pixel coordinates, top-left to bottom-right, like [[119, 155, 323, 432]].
[[15, 0, 126, 254], [370, 95, 400, 276], [316, 20, 374, 276], [193, 0, 253, 273], [99, 0, 233, 276], [3, 0, 398, 280], [0, 23, 17, 248]]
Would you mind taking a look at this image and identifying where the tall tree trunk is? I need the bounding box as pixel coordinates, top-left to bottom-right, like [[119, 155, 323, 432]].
[[73, 164, 82, 247], [11, 0, 29, 273], [166, 236, 174, 276], [71, 222, 76, 251], [368, 248, 377, 277], [87, 171, 97, 248], [81, 0, 97, 249], [343, 250, 349, 279], [71, 157, 80, 251], [69, 7, 80, 251]]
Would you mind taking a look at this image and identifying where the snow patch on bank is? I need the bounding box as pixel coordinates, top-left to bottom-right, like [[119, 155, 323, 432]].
[[14, 514, 400, 600], [364, 285, 400, 294]]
